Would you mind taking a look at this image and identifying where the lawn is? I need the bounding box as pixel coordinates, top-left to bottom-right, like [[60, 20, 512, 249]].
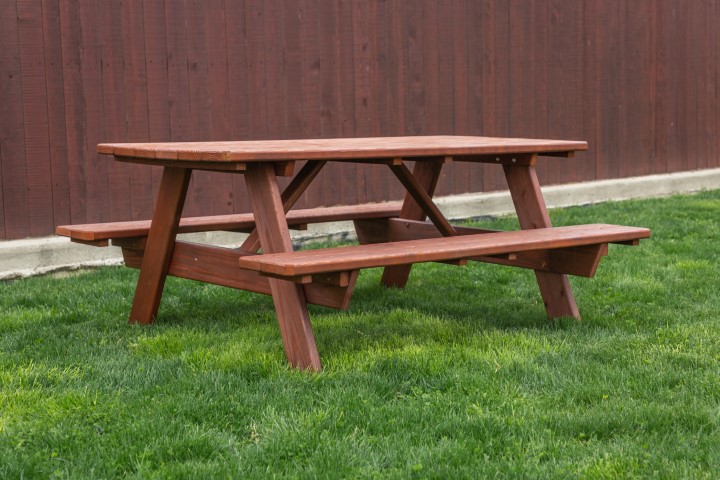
[[1, 189, 719, 478]]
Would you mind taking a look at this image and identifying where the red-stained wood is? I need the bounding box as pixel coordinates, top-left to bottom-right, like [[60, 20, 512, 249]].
[[224, 2, 251, 213], [206, 0, 234, 216], [98, 0, 131, 222], [122, 0, 153, 221], [1, 0, 29, 239], [56, 202, 402, 241], [142, 0, 170, 196], [388, 162, 456, 237], [238, 224, 650, 277], [78, 1, 109, 223], [119, 240, 357, 310], [18, 1, 54, 237], [547, 0, 585, 184], [41, 0, 71, 228], [381, 159, 445, 287], [185, 0, 214, 218], [355, 218, 608, 277], [17, 0, 53, 237], [58, 0, 86, 226], [128, 167, 191, 324], [503, 163, 580, 319], [239, 160, 327, 253], [97, 136, 587, 163], [244, 163, 322, 371]]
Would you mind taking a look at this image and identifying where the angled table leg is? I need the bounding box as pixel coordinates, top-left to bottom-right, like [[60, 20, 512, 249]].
[[503, 161, 580, 319], [244, 163, 322, 371], [129, 167, 192, 324], [381, 158, 445, 288]]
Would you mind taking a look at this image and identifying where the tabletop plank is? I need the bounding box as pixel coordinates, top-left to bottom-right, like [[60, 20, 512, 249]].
[[97, 135, 588, 162]]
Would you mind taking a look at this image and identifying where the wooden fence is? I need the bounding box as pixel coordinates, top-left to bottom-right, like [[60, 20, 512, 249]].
[[0, 0, 717, 240]]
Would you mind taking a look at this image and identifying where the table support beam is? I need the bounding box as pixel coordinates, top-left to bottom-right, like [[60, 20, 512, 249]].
[[503, 160, 581, 319], [239, 160, 327, 253], [381, 158, 445, 288], [244, 163, 322, 371], [128, 167, 191, 324]]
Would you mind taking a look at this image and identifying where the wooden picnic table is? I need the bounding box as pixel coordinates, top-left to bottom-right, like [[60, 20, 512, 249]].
[[57, 136, 650, 371]]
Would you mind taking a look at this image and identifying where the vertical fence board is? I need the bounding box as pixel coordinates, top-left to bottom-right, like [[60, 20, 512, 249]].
[[99, 0, 131, 222], [0, 1, 29, 239], [18, 1, 54, 236], [41, 0, 70, 228]]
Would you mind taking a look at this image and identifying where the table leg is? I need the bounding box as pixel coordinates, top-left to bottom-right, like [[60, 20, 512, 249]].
[[128, 167, 191, 324], [244, 163, 322, 370], [381, 159, 445, 288], [503, 163, 580, 319]]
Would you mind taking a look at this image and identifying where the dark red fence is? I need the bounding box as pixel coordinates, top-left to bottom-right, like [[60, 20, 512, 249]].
[[0, 0, 718, 240]]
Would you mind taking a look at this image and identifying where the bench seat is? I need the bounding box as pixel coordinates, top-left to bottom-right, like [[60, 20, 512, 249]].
[[56, 202, 402, 244], [237, 224, 650, 278]]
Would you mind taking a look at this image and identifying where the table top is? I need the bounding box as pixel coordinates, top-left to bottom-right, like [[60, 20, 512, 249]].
[[97, 135, 588, 163]]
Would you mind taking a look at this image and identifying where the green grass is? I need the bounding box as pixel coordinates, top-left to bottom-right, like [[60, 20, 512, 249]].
[[2, 190, 720, 479]]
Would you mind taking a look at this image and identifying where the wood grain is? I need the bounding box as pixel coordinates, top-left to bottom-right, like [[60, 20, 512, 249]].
[[244, 163, 322, 371], [381, 158, 445, 287], [128, 167, 191, 324], [238, 224, 650, 277], [57, 202, 402, 241], [97, 136, 588, 163], [504, 163, 580, 319]]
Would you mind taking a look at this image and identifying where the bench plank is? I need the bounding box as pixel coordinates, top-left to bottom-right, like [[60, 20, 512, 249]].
[[56, 202, 402, 242], [238, 224, 650, 277]]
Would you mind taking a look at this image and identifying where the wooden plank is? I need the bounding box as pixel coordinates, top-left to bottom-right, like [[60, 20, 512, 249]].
[[244, 0, 269, 141], [186, 0, 214, 217], [56, 202, 402, 241], [1, 1, 29, 239], [582, 0, 599, 181], [122, 0, 153, 221], [244, 163, 321, 371], [595, 0, 623, 180], [96, 136, 588, 163], [504, 163, 580, 319], [206, 0, 233, 217], [18, 1, 54, 236], [623, 0, 655, 178], [238, 224, 650, 277], [98, 0, 131, 222], [120, 241, 357, 310], [78, 1, 109, 223], [129, 167, 192, 324], [142, 0, 170, 197], [465, 0, 484, 192], [41, 0, 71, 229], [164, 0, 194, 217], [451, 0, 470, 193], [486, 0, 510, 191], [355, 218, 607, 277], [352, 0, 373, 203], [58, 0, 86, 226], [435, 0, 455, 196], [547, 0, 585, 184]]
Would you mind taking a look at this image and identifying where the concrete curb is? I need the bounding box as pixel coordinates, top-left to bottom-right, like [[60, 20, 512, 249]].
[[2, 167, 719, 280]]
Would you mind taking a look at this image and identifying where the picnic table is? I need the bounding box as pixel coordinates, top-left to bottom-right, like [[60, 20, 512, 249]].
[[57, 136, 650, 371]]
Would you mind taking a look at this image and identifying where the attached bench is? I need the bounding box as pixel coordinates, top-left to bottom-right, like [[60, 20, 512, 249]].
[[55, 203, 403, 311], [56, 202, 403, 246], [237, 224, 651, 284]]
